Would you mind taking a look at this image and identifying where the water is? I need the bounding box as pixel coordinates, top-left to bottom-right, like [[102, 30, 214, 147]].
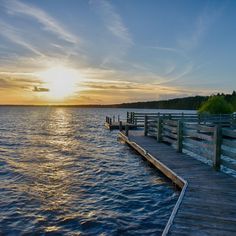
[[0, 107, 179, 235]]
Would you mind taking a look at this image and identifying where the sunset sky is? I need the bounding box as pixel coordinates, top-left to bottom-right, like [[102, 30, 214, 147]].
[[0, 0, 236, 105]]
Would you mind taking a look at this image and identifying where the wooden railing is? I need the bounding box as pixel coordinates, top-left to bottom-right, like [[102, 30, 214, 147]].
[[143, 114, 236, 173], [221, 128, 236, 171], [105, 115, 121, 125], [127, 112, 236, 126]]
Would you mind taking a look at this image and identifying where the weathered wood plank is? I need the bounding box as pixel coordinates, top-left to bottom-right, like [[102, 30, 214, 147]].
[[221, 159, 236, 171], [222, 128, 236, 138], [183, 129, 213, 141], [221, 148, 236, 160], [118, 130, 236, 235], [162, 130, 178, 139], [222, 138, 236, 148], [184, 123, 215, 132], [183, 143, 213, 160], [162, 136, 177, 145], [183, 137, 213, 149]]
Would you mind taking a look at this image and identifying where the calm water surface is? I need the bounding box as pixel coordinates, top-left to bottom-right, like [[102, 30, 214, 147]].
[[0, 107, 179, 235]]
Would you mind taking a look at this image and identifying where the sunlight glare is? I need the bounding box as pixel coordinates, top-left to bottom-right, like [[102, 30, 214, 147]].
[[37, 66, 79, 100]]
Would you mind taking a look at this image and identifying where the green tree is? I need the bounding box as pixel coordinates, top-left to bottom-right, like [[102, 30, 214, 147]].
[[198, 96, 234, 114]]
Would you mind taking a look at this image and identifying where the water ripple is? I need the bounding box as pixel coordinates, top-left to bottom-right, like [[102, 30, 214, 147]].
[[0, 107, 179, 235]]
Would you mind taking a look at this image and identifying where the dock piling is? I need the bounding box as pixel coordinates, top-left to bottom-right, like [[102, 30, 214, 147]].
[[119, 121, 123, 131], [144, 115, 148, 136], [177, 120, 183, 153], [213, 125, 221, 171], [157, 118, 162, 142], [125, 125, 129, 136]]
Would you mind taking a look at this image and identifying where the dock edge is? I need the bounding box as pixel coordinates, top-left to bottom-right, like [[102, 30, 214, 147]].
[[118, 131, 188, 236]]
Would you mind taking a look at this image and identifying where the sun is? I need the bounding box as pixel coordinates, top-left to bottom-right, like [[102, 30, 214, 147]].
[[36, 66, 79, 100]]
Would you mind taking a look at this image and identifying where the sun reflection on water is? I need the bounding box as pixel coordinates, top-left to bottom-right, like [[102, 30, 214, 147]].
[[0, 108, 178, 235]]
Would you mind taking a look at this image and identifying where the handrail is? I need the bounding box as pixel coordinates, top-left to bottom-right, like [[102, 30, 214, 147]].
[[143, 114, 236, 173]]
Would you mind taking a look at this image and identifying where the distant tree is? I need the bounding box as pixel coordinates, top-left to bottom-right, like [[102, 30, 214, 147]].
[[198, 96, 233, 114]]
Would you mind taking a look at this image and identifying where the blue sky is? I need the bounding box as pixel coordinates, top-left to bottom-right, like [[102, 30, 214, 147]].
[[0, 0, 235, 104]]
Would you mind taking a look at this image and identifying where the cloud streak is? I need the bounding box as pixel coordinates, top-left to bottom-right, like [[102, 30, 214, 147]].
[[178, 5, 223, 50], [0, 21, 44, 56], [3, 0, 78, 44], [90, 0, 132, 45]]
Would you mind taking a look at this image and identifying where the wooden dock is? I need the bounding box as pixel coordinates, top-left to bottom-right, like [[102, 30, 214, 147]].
[[105, 115, 139, 130], [105, 121, 138, 130], [119, 130, 236, 235], [112, 112, 236, 235]]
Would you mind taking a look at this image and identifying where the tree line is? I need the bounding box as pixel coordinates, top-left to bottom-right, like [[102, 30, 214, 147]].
[[112, 91, 236, 110]]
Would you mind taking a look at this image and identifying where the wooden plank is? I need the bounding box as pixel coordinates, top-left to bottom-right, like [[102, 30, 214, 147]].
[[118, 128, 236, 235], [162, 136, 177, 145], [221, 148, 236, 160], [183, 143, 213, 160], [222, 139, 236, 148], [221, 159, 236, 171], [162, 124, 177, 133], [163, 119, 178, 126], [183, 129, 213, 142], [162, 130, 177, 139], [184, 138, 213, 150], [222, 128, 236, 138], [147, 128, 157, 133], [184, 123, 215, 132]]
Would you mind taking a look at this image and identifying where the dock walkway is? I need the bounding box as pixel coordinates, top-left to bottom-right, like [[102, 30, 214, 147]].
[[119, 130, 236, 235]]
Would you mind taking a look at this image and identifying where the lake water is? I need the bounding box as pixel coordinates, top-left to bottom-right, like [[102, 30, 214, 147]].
[[0, 107, 179, 235]]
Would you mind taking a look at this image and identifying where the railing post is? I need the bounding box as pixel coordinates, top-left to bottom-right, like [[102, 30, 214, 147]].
[[144, 115, 148, 136], [118, 115, 120, 122], [231, 113, 236, 127], [177, 120, 183, 153], [125, 124, 129, 136], [213, 125, 221, 171], [113, 116, 115, 123], [119, 121, 123, 131], [131, 112, 135, 124], [157, 117, 162, 142], [127, 112, 130, 123]]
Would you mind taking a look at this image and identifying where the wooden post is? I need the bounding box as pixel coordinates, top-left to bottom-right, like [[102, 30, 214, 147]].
[[119, 121, 122, 131], [113, 116, 115, 123], [125, 124, 129, 136], [157, 117, 162, 142], [109, 117, 112, 125], [213, 125, 221, 171], [177, 120, 183, 153], [118, 115, 120, 122], [144, 115, 148, 136], [131, 112, 135, 124]]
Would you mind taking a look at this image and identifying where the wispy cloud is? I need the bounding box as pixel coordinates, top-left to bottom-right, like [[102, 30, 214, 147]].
[[0, 72, 40, 91], [90, 0, 133, 45], [178, 5, 223, 50], [146, 46, 190, 61], [3, 0, 78, 44], [0, 21, 44, 56]]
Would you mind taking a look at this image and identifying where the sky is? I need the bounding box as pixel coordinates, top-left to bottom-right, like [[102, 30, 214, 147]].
[[0, 0, 235, 105]]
